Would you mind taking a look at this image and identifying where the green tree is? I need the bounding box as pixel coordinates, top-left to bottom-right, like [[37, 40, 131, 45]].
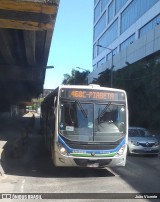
[[62, 69, 90, 85], [92, 69, 111, 87]]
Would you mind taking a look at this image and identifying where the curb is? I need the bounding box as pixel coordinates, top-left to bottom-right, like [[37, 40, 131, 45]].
[[0, 141, 7, 176], [0, 148, 4, 176]]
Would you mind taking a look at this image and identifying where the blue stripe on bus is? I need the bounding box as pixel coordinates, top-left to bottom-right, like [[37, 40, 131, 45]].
[[58, 135, 126, 154]]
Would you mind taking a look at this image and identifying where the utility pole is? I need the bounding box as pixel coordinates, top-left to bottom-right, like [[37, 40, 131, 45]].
[[96, 45, 114, 87]]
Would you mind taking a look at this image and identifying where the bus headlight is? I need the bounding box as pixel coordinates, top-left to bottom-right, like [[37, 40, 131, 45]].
[[115, 145, 126, 157], [57, 143, 68, 156]]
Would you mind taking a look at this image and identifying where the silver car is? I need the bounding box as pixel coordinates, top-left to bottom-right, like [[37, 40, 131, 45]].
[[128, 127, 159, 155]]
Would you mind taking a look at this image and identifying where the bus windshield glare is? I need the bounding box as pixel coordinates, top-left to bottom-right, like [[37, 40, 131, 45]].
[[59, 100, 126, 142]]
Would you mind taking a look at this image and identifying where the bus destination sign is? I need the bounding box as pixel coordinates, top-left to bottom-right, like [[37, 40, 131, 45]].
[[69, 90, 114, 100], [60, 89, 125, 101]]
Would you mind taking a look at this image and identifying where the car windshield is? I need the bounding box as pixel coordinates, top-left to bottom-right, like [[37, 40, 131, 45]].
[[59, 100, 126, 142], [129, 128, 151, 137]]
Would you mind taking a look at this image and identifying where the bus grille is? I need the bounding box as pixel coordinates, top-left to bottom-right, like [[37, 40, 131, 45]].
[[66, 142, 117, 150], [74, 159, 112, 167], [60, 135, 122, 150]]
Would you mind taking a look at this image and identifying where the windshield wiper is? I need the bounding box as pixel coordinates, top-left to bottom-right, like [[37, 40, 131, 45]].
[[75, 100, 88, 118], [99, 102, 111, 118]]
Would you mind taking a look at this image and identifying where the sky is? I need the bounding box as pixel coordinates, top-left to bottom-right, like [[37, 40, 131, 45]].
[[44, 0, 94, 89]]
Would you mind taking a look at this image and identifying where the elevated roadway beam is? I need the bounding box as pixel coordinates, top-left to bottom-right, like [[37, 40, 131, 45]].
[[0, 0, 60, 111]]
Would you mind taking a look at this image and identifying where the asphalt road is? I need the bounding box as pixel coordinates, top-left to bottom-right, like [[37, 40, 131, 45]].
[[0, 115, 160, 202]]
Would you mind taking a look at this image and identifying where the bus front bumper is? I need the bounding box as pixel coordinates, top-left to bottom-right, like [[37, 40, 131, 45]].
[[54, 151, 126, 167]]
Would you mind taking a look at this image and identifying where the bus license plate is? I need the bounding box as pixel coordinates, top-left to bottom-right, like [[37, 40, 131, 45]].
[[87, 163, 99, 168]]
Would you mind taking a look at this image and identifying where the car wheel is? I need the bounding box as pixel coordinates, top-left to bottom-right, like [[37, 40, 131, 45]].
[[127, 146, 131, 155]]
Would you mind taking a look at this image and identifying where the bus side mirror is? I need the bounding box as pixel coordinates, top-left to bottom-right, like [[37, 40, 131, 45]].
[[54, 96, 57, 107], [53, 96, 57, 115]]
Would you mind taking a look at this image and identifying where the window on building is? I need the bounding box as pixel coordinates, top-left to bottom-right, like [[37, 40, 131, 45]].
[[115, 0, 127, 14], [107, 47, 117, 60], [139, 14, 160, 38], [121, 0, 159, 34], [94, 1, 101, 22], [98, 19, 118, 55], [94, 0, 99, 5], [94, 12, 106, 40], [113, 47, 118, 56], [139, 21, 153, 38], [156, 15, 160, 25], [93, 64, 97, 70], [108, 0, 115, 23], [93, 44, 97, 59], [120, 34, 135, 51], [102, 0, 110, 11], [97, 57, 105, 68], [107, 52, 112, 60]]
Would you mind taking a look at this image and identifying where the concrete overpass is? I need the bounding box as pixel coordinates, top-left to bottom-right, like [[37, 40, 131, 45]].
[[0, 0, 60, 112]]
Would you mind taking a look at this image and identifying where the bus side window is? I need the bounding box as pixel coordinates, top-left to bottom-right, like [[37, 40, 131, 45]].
[[61, 104, 75, 126], [50, 106, 55, 133], [50, 96, 57, 133]]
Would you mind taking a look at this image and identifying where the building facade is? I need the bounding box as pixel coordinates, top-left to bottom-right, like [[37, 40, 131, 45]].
[[89, 0, 160, 83]]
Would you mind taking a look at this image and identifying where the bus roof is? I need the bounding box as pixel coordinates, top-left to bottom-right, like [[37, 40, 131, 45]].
[[57, 84, 126, 93]]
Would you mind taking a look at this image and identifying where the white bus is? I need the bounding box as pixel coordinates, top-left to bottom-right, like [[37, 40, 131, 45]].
[[41, 84, 128, 168]]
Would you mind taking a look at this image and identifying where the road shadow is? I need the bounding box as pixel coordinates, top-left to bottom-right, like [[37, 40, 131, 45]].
[[1, 115, 114, 178], [1, 138, 115, 178], [0, 113, 39, 175]]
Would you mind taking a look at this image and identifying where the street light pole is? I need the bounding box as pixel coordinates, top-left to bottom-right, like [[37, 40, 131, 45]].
[[45, 66, 54, 69], [76, 67, 88, 72], [96, 45, 114, 87], [76, 67, 89, 84]]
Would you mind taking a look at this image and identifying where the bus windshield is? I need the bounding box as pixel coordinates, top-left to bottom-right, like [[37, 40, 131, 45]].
[[59, 100, 126, 142]]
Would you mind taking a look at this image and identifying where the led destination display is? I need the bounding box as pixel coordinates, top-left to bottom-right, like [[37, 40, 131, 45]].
[[60, 88, 125, 101]]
